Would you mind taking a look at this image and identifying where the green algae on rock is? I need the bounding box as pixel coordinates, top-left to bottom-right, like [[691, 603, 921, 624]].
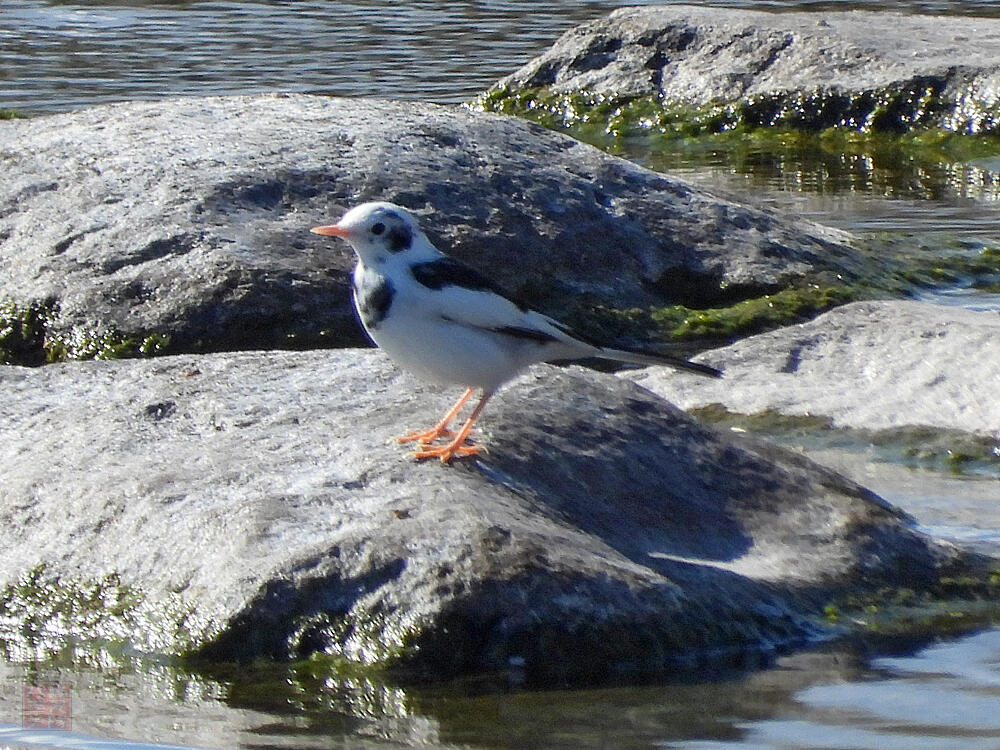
[[520, 284, 861, 360], [572, 238, 998, 358], [651, 285, 855, 343], [475, 87, 1000, 168], [0, 300, 170, 365], [0, 302, 51, 366], [822, 567, 1000, 642]]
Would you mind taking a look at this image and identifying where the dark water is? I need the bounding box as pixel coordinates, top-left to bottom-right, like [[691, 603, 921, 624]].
[[4, 0, 1000, 116], [3, 2, 1000, 749]]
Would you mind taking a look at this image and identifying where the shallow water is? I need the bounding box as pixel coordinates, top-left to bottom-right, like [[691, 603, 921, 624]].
[[1, 626, 1000, 749], [631, 132, 1000, 309], [661, 155, 1000, 237], [3, 1, 1000, 748]]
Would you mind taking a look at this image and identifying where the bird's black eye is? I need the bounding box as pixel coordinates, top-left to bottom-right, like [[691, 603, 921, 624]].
[[370, 222, 386, 236]]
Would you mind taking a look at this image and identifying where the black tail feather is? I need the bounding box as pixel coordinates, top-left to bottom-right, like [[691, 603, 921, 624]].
[[598, 345, 723, 378]]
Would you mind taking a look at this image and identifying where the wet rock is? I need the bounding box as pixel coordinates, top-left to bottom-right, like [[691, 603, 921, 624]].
[[0, 348, 969, 681], [628, 300, 1000, 436], [0, 94, 861, 359], [493, 6, 1000, 134]]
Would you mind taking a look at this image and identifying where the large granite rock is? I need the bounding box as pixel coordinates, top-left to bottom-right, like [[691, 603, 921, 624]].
[[629, 300, 1000, 436], [0, 348, 968, 682], [494, 5, 1000, 134], [0, 94, 862, 360]]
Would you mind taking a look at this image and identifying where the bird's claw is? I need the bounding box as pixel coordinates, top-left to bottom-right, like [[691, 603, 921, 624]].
[[412, 440, 482, 464]]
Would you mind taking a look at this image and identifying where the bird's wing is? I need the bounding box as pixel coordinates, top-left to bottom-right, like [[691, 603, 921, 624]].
[[408, 258, 593, 351], [406, 257, 722, 378]]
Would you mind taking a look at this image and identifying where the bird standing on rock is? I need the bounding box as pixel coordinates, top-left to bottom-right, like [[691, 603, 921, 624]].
[[311, 202, 721, 463]]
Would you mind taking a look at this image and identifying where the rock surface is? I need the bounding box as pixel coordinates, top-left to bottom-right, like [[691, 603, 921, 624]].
[[629, 300, 1000, 436], [0, 94, 862, 358], [0, 348, 968, 681], [495, 5, 1000, 134]]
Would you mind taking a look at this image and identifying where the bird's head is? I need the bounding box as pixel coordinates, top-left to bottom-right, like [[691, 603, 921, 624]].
[[311, 202, 434, 266]]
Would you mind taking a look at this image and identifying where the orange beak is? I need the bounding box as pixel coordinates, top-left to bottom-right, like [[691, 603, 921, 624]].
[[310, 224, 352, 238]]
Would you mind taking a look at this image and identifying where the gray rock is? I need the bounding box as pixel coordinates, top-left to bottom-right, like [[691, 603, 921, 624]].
[[495, 5, 1000, 134], [0, 348, 967, 680], [0, 94, 861, 358], [628, 300, 1000, 436]]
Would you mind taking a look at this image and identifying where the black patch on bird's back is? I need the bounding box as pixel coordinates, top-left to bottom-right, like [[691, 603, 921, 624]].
[[410, 258, 527, 309], [354, 275, 395, 330], [387, 224, 412, 253]]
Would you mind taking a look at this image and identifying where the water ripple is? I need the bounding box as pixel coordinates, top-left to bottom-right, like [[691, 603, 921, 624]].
[[5, 0, 1000, 115]]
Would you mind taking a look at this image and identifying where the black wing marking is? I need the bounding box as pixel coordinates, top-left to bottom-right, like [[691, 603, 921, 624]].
[[410, 258, 530, 311]]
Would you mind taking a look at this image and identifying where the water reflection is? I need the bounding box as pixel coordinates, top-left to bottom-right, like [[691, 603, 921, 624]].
[[621, 138, 1000, 235], [679, 630, 1000, 750], [0, 629, 999, 749]]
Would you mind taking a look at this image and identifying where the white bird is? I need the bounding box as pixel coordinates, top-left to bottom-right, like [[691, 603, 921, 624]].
[[312, 202, 721, 463]]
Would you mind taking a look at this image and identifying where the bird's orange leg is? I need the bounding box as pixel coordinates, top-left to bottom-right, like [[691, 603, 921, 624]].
[[413, 391, 493, 463], [396, 387, 476, 446]]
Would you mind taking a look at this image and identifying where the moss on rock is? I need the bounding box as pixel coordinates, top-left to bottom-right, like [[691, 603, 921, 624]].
[[0, 301, 170, 365], [572, 284, 857, 352], [823, 566, 1000, 641], [652, 285, 856, 342], [475, 86, 1000, 146]]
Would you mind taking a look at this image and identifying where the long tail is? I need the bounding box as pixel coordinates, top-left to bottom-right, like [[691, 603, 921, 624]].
[[596, 345, 723, 378], [530, 308, 723, 378]]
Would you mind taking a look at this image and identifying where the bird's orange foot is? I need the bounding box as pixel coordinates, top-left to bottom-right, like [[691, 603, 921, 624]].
[[412, 439, 482, 463], [396, 427, 453, 446]]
